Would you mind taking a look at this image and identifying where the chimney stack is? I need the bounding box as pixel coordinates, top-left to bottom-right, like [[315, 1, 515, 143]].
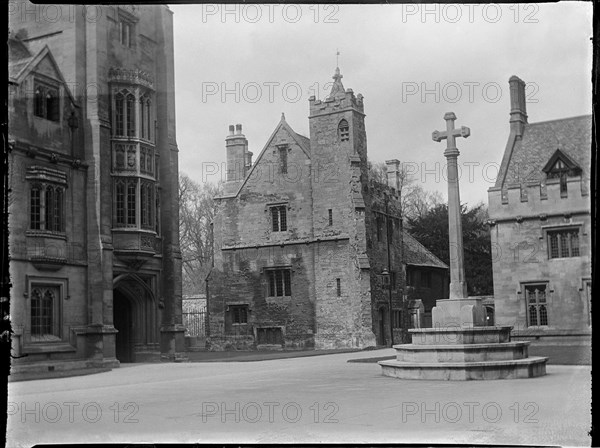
[[226, 124, 249, 182], [385, 159, 401, 191], [509, 75, 528, 138]]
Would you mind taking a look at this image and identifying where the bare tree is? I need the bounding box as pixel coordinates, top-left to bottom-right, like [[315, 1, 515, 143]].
[[179, 173, 223, 296], [367, 159, 442, 223]]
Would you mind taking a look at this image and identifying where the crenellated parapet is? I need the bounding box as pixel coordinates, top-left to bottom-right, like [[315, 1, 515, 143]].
[[488, 175, 590, 221], [309, 89, 364, 117]]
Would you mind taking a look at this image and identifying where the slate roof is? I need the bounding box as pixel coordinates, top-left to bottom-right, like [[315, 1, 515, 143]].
[[402, 231, 448, 269], [8, 37, 33, 80], [497, 115, 592, 188], [294, 132, 311, 154]]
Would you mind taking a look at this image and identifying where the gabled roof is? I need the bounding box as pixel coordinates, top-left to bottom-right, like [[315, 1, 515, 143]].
[[403, 231, 448, 270], [8, 38, 77, 105], [218, 114, 311, 198], [541, 148, 582, 174], [495, 115, 591, 188], [8, 37, 33, 80]]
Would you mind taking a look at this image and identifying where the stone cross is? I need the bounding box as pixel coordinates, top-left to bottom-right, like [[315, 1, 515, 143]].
[[432, 112, 470, 300]]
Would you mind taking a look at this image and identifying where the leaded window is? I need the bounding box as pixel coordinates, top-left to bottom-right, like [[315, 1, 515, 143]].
[[548, 229, 580, 259], [267, 269, 292, 297], [29, 184, 64, 232], [31, 285, 60, 340], [230, 305, 248, 324], [271, 205, 287, 232], [525, 284, 548, 326]]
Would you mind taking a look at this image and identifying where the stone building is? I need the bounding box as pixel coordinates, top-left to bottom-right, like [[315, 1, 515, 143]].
[[8, 2, 185, 379], [207, 68, 448, 350], [488, 75, 592, 346]]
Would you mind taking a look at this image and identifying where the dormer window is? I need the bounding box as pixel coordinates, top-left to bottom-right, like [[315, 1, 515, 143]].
[[542, 149, 582, 197], [338, 119, 349, 142], [34, 82, 59, 121]]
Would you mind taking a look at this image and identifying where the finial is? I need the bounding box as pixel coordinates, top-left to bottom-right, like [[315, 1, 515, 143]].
[[336, 48, 340, 67], [281, 112, 286, 121]]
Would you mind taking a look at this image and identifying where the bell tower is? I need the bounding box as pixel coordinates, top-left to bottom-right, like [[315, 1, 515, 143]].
[[308, 67, 367, 235]]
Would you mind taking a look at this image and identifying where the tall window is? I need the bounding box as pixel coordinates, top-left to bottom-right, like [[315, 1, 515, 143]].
[[328, 209, 333, 226], [115, 180, 125, 225], [392, 310, 402, 329], [525, 284, 548, 326], [127, 180, 136, 225], [115, 93, 124, 136], [31, 286, 60, 341], [271, 205, 287, 232], [547, 228, 580, 259], [336, 278, 341, 297], [119, 19, 134, 47], [140, 95, 152, 141], [113, 90, 137, 137], [115, 178, 139, 227], [34, 83, 59, 121], [140, 181, 154, 229], [126, 93, 136, 137], [338, 119, 349, 142], [267, 269, 292, 297], [30, 184, 64, 232], [30, 186, 41, 230], [279, 147, 288, 174]]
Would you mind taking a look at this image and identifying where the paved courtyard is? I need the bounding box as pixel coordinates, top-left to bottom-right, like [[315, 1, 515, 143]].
[[7, 349, 591, 446]]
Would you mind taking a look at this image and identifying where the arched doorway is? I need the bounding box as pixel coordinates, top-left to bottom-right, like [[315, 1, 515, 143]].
[[113, 273, 160, 363], [114, 289, 133, 363], [378, 306, 386, 346]]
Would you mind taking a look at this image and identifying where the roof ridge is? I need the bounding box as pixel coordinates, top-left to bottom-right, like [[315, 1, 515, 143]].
[[526, 114, 591, 127]]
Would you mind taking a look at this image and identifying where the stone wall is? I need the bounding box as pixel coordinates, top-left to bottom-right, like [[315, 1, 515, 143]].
[[488, 176, 591, 341]]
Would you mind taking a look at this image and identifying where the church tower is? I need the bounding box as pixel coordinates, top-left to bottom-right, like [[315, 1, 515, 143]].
[[308, 68, 376, 348]]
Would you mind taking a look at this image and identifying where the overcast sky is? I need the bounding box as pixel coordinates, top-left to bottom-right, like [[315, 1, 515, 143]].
[[169, 3, 592, 207]]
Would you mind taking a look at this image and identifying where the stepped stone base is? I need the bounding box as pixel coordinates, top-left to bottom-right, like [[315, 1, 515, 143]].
[[379, 327, 548, 381]]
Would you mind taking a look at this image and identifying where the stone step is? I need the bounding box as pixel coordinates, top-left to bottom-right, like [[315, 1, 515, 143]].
[[379, 356, 548, 380], [409, 326, 513, 345], [393, 342, 529, 363]]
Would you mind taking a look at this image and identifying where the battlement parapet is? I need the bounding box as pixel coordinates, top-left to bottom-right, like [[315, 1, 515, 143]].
[[309, 89, 364, 116], [488, 175, 590, 220]]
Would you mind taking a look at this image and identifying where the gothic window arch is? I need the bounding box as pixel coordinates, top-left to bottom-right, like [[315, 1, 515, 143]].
[[140, 94, 152, 141], [33, 82, 60, 121], [338, 119, 350, 142], [113, 89, 138, 137]]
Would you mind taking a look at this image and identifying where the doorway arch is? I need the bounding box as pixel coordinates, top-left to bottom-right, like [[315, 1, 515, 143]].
[[114, 289, 134, 363], [113, 273, 160, 363]]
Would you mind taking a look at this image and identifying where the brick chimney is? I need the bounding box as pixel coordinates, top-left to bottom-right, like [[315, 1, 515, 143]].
[[509, 75, 528, 137], [226, 124, 249, 182]]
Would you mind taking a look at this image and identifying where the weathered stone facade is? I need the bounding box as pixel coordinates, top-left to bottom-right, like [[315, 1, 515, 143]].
[[488, 76, 592, 345], [208, 69, 423, 350], [8, 2, 185, 379]]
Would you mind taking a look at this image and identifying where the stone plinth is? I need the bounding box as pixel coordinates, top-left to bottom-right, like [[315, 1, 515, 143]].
[[379, 326, 547, 381], [431, 298, 487, 327]]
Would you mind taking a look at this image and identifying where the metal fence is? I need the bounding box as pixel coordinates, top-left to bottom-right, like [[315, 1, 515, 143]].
[[183, 310, 206, 337]]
